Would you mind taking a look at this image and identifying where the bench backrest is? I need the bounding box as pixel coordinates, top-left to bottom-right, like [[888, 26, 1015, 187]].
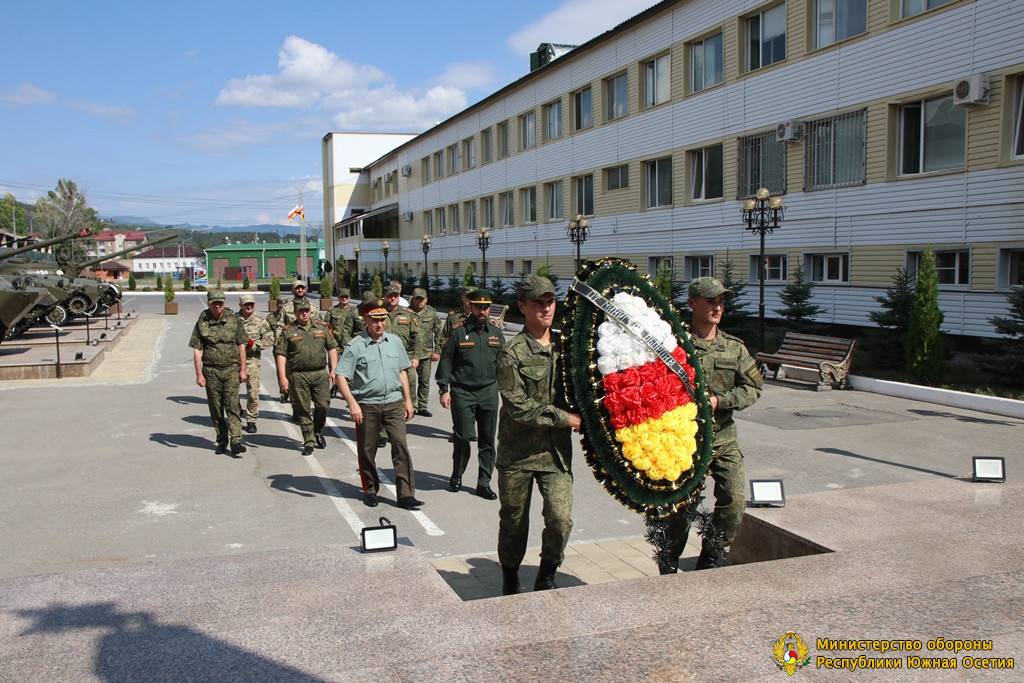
[[488, 303, 509, 322], [776, 332, 855, 362]]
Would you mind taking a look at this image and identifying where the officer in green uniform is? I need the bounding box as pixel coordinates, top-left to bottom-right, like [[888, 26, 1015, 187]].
[[189, 290, 248, 455], [383, 284, 421, 412], [496, 276, 582, 595], [321, 288, 363, 347], [659, 276, 763, 573], [436, 288, 504, 499], [274, 298, 339, 455], [408, 287, 443, 417], [238, 293, 275, 433], [275, 280, 320, 418], [439, 286, 474, 352]]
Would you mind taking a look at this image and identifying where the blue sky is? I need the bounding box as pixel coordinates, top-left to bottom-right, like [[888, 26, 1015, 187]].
[[0, 0, 652, 227]]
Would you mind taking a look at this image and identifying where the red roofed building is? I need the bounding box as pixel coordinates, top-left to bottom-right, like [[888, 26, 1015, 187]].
[[132, 244, 204, 277], [86, 231, 148, 257]]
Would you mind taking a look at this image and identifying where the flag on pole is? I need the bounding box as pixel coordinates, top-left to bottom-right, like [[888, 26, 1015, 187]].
[[288, 205, 305, 221]]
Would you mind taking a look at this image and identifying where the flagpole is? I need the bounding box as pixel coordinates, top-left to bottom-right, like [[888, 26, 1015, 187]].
[[298, 188, 307, 283]]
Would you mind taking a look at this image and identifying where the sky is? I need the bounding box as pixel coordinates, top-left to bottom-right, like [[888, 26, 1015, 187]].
[[0, 0, 653, 228]]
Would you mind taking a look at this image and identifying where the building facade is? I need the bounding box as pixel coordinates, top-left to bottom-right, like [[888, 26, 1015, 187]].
[[203, 241, 326, 281], [324, 0, 1024, 338], [132, 246, 205, 277], [87, 231, 148, 257]]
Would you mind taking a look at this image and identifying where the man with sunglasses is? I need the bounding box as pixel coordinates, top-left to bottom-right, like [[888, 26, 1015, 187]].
[[237, 293, 274, 433]]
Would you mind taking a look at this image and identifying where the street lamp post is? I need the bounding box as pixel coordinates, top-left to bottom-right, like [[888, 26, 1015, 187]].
[[566, 214, 589, 273], [352, 244, 360, 292], [382, 240, 390, 278], [476, 227, 490, 283], [420, 234, 431, 288], [741, 187, 785, 352]]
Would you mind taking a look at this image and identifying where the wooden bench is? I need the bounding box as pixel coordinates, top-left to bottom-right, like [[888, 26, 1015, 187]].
[[756, 332, 856, 390], [487, 303, 509, 329]]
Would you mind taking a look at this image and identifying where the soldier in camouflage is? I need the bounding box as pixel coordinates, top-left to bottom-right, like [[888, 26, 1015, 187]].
[[383, 284, 421, 411], [273, 280, 320, 420], [496, 276, 581, 595], [189, 290, 248, 456], [407, 287, 443, 417], [439, 286, 474, 352], [321, 288, 363, 347], [238, 293, 274, 433], [659, 276, 763, 573]]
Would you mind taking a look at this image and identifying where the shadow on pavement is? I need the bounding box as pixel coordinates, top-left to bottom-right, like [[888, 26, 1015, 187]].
[[180, 415, 212, 427], [165, 395, 207, 405], [907, 408, 1019, 426], [435, 557, 585, 601], [13, 602, 325, 682], [149, 432, 216, 451], [816, 447, 960, 479], [267, 473, 368, 502], [405, 422, 453, 439], [245, 433, 301, 450]]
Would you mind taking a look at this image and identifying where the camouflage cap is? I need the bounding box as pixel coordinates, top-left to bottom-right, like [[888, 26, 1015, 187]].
[[293, 298, 312, 311], [468, 288, 493, 305], [384, 284, 401, 296], [688, 276, 733, 299], [207, 290, 226, 303], [358, 291, 388, 318], [239, 293, 256, 305], [412, 287, 427, 299], [337, 287, 351, 297], [518, 275, 555, 301], [292, 279, 307, 289]]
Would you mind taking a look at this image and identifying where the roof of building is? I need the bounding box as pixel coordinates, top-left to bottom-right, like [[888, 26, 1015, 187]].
[[94, 230, 148, 242], [95, 259, 131, 271], [133, 246, 203, 258], [203, 240, 325, 253]]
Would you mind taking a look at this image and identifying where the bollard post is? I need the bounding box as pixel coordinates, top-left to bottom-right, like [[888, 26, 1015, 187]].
[[85, 313, 91, 345], [54, 326, 62, 379], [104, 308, 109, 331]]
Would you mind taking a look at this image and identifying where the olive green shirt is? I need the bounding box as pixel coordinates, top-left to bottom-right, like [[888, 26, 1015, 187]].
[[322, 302, 362, 346], [691, 329, 763, 444], [188, 309, 246, 368], [273, 298, 320, 336], [273, 319, 338, 372], [408, 304, 443, 358], [239, 311, 274, 358], [336, 332, 411, 405], [496, 331, 573, 473], [386, 306, 420, 357], [440, 308, 468, 352], [435, 316, 504, 392]]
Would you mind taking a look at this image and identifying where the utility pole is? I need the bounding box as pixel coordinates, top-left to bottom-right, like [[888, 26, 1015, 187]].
[[298, 187, 307, 282]]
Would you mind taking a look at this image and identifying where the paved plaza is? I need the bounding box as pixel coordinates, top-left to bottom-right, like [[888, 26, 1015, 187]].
[[0, 291, 1021, 681]]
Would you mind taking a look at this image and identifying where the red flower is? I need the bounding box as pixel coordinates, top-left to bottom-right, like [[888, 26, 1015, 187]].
[[600, 347, 696, 427]]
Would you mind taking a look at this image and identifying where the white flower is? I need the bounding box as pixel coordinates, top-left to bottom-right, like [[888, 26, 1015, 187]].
[[596, 292, 678, 375]]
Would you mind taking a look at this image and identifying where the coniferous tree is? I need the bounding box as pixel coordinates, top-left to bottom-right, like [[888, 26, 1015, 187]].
[[988, 286, 1024, 377], [155, 274, 163, 291], [868, 266, 915, 369], [774, 265, 824, 328], [463, 263, 476, 289], [654, 261, 674, 300], [371, 273, 383, 298], [536, 262, 559, 293], [718, 250, 751, 319], [905, 249, 945, 384], [490, 277, 508, 303], [127, 272, 137, 291]]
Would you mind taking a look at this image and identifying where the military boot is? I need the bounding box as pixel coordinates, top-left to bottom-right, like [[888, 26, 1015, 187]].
[[657, 556, 679, 575], [533, 560, 559, 591], [695, 549, 730, 570], [501, 566, 520, 596]]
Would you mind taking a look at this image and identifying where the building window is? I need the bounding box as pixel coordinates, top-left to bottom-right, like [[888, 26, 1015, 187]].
[[464, 201, 477, 231], [543, 99, 562, 141], [816, 0, 866, 48], [574, 174, 594, 216], [1000, 249, 1024, 287], [643, 53, 671, 107], [436, 207, 446, 235], [481, 128, 493, 163], [448, 204, 460, 234], [738, 131, 787, 197], [1013, 76, 1024, 160], [574, 86, 593, 130], [522, 259, 533, 275], [519, 111, 537, 150], [901, 0, 954, 18], [432, 262, 438, 277], [446, 144, 460, 175], [500, 191, 514, 226], [504, 260, 515, 276], [605, 164, 629, 191], [605, 72, 628, 121], [421, 157, 430, 183], [899, 95, 965, 175], [463, 137, 476, 169], [424, 211, 433, 236], [908, 249, 970, 286], [648, 255, 674, 278], [453, 261, 460, 276], [545, 180, 563, 220], [497, 121, 509, 158], [691, 33, 724, 93], [749, 254, 788, 282], [645, 157, 673, 207], [807, 253, 849, 283], [433, 151, 444, 178], [520, 187, 537, 224], [684, 255, 714, 279], [481, 196, 494, 228], [690, 145, 724, 200], [804, 109, 866, 190], [747, 3, 787, 71]]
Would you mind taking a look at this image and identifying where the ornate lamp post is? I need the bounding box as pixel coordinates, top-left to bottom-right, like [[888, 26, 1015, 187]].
[[420, 234, 431, 287], [567, 214, 589, 272], [741, 187, 785, 352], [476, 227, 491, 282], [382, 240, 390, 278], [352, 244, 361, 292]]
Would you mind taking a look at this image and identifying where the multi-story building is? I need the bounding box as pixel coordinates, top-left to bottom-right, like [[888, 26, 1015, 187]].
[[324, 0, 1024, 338], [87, 231, 148, 257], [132, 245, 205, 277]]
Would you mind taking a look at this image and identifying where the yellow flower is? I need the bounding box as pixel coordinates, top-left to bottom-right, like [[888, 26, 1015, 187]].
[[614, 404, 699, 481]]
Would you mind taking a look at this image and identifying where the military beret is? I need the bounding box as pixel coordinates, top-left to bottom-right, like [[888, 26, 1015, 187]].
[[518, 276, 555, 301], [468, 289, 493, 305], [293, 298, 312, 311], [688, 276, 733, 299], [207, 290, 226, 303], [412, 287, 427, 299], [239, 293, 256, 305]]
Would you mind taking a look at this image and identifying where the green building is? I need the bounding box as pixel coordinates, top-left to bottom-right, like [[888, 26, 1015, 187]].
[[204, 241, 325, 281]]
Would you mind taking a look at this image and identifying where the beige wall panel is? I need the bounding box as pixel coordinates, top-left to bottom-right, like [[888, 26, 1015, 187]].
[[591, 79, 604, 130], [967, 77, 1003, 171], [865, 101, 888, 184], [722, 137, 738, 199], [787, 0, 808, 63], [723, 17, 739, 82], [627, 62, 640, 119], [972, 244, 996, 290], [600, 162, 640, 215], [670, 42, 685, 102], [851, 245, 906, 286], [672, 148, 689, 205], [868, 0, 890, 32], [785, 136, 803, 192]]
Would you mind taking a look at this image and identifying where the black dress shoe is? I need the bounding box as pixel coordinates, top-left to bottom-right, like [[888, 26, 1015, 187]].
[[301, 445, 314, 456], [215, 444, 227, 455], [363, 492, 379, 507], [475, 485, 497, 500], [416, 409, 433, 417], [230, 443, 246, 455], [314, 433, 327, 448], [448, 476, 461, 492], [244, 422, 257, 434], [397, 496, 424, 510]]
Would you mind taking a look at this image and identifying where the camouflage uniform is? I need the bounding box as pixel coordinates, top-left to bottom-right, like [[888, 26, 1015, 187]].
[[385, 297, 421, 406], [189, 296, 247, 449], [322, 298, 363, 347], [407, 289, 443, 413], [274, 302, 338, 449], [496, 280, 574, 575], [239, 299, 274, 426]]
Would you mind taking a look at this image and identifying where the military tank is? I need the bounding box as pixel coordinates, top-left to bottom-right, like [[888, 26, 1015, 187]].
[[0, 279, 58, 342]]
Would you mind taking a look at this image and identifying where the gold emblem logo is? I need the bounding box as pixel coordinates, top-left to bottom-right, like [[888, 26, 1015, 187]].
[[771, 630, 810, 676]]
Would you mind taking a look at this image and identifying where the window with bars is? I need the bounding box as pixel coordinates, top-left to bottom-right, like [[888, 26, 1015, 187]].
[[520, 187, 537, 223], [737, 131, 787, 197], [481, 128, 493, 163], [519, 111, 536, 150], [748, 254, 788, 282], [691, 33, 723, 93], [605, 72, 628, 121], [816, 0, 867, 48], [684, 255, 714, 279], [464, 201, 477, 231], [544, 180, 563, 220], [480, 196, 494, 228], [574, 86, 593, 130], [645, 157, 673, 207], [604, 165, 629, 191], [898, 95, 965, 175], [574, 174, 594, 215], [807, 253, 849, 283], [690, 145, 723, 200], [500, 191, 514, 226], [747, 3, 786, 71], [543, 100, 562, 141], [901, 0, 954, 19], [804, 109, 865, 190], [907, 249, 970, 286], [643, 54, 671, 107]]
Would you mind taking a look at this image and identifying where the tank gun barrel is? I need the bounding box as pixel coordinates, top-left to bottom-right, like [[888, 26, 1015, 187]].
[[0, 232, 88, 261], [75, 233, 178, 271]]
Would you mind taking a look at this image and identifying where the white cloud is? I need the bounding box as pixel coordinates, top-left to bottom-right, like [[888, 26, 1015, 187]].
[[0, 82, 57, 106], [331, 85, 466, 131], [183, 119, 305, 154], [432, 62, 499, 91], [71, 101, 138, 121], [507, 0, 655, 55]]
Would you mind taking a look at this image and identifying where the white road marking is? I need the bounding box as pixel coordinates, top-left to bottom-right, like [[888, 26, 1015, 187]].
[[137, 501, 178, 516]]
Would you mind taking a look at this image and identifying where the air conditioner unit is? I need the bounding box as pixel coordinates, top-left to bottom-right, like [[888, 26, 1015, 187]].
[[953, 74, 990, 106], [775, 120, 803, 143], [400, 164, 413, 177], [402, 211, 414, 221]]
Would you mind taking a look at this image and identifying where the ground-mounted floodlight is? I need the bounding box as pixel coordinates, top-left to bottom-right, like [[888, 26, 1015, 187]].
[[972, 457, 1005, 483], [749, 479, 786, 507], [361, 517, 398, 552]]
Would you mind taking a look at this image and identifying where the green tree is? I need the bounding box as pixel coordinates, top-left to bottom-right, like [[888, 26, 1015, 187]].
[[718, 249, 752, 319], [155, 274, 163, 290], [163, 276, 175, 303], [35, 179, 97, 240], [536, 262, 559, 293], [868, 266, 915, 370], [988, 286, 1024, 378], [242, 274, 251, 290], [490, 277, 508, 303], [127, 272, 137, 291], [372, 273, 383, 298], [463, 263, 476, 288], [215, 277, 223, 291], [182, 277, 191, 292], [320, 273, 333, 298], [774, 265, 824, 329], [269, 276, 281, 301], [905, 249, 945, 384], [0, 193, 26, 235], [654, 261, 674, 300]]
